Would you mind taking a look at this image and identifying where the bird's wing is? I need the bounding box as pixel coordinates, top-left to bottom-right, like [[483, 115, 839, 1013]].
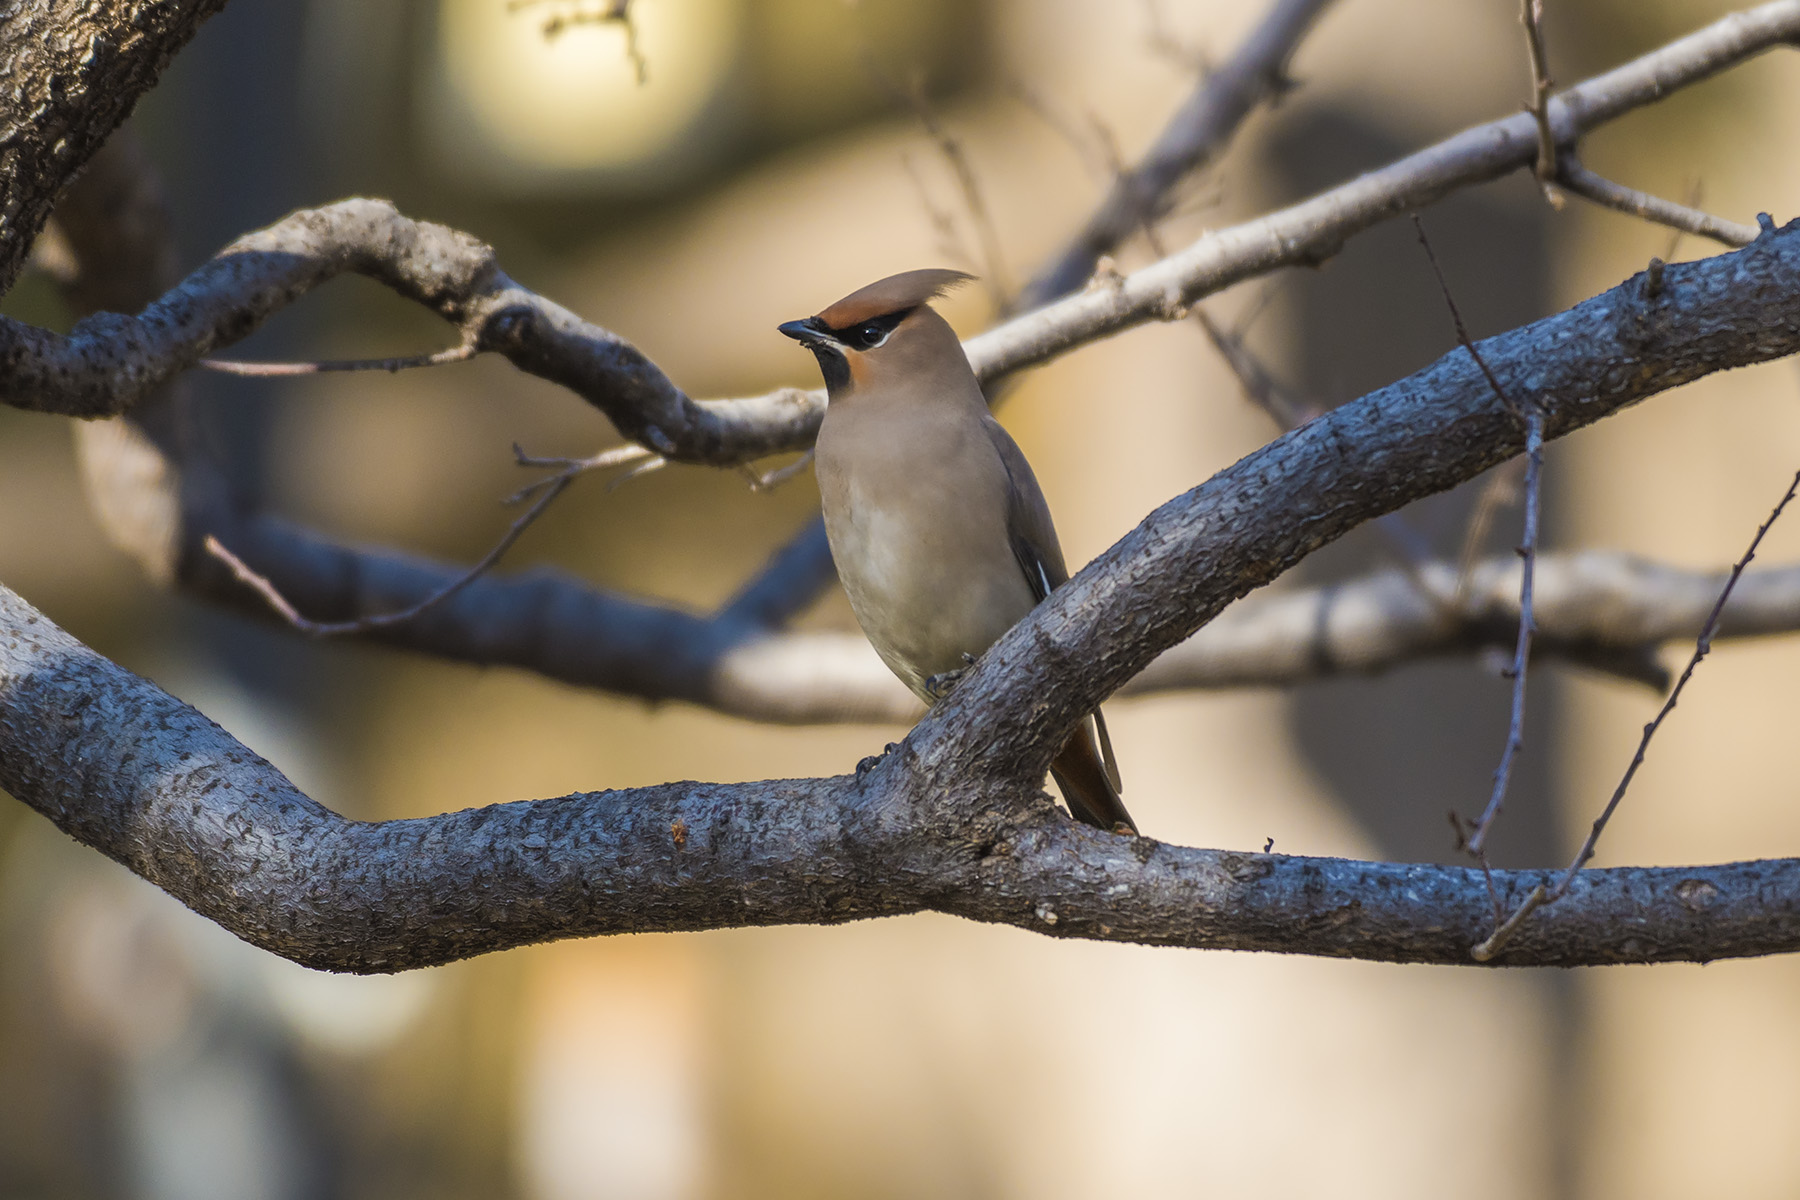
[[980, 418, 1123, 794], [979, 416, 1069, 596]]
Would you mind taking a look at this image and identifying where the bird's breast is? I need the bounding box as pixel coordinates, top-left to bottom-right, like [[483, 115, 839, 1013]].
[[817, 423, 1037, 699]]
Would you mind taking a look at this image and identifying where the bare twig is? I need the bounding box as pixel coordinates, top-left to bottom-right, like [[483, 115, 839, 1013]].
[[876, 66, 1012, 307], [1411, 215, 1524, 418], [740, 450, 815, 493], [1410, 217, 1546, 913], [900, 152, 981, 277], [1466, 407, 1544, 861], [1009, 82, 1114, 181], [507, 441, 655, 502], [1020, 0, 1336, 308], [1661, 179, 1707, 261], [201, 340, 477, 377], [207, 441, 658, 636], [606, 453, 666, 491], [206, 467, 574, 637], [1475, 467, 1800, 961], [508, 0, 646, 82], [1557, 158, 1758, 248], [1194, 307, 1311, 428], [1521, 0, 1564, 206], [1560, 467, 1800, 883]]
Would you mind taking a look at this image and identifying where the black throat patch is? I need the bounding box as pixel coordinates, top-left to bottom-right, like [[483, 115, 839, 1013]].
[[810, 345, 852, 395]]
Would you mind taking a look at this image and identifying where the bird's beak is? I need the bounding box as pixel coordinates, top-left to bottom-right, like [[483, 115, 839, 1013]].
[[778, 316, 832, 348]]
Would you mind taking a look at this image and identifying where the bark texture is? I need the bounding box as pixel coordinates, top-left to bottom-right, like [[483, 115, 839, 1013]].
[[0, 0, 231, 292]]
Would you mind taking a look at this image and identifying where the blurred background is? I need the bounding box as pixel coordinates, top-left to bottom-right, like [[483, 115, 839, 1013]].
[[2, 0, 1800, 1195]]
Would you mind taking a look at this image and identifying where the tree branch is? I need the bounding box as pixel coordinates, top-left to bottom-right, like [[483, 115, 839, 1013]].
[[1016, 0, 1336, 309], [8, 580, 1800, 972], [0, 0, 234, 293], [907, 221, 1800, 833], [6, 2, 1793, 462], [31, 141, 1800, 736], [11, 212, 1800, 973], [1556, 158, 1761, 248]]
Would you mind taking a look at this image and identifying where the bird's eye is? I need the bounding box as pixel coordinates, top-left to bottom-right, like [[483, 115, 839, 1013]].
[[856, 322, 885, 347]]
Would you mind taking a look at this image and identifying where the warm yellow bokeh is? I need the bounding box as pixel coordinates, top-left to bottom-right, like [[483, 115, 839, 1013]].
[[429, 0, 741, 178]]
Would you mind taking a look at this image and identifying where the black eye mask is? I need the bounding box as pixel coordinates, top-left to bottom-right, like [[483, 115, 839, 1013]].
[[830, 308, 911, 351]]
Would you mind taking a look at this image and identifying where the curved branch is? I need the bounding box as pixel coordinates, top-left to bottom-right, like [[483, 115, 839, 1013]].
[[5, 2, 1793, 465], [910, 221, 1800, 818], [1, 199, 822, 464], [36, 144, 1800, 735], [5, 581, 1800, 971]]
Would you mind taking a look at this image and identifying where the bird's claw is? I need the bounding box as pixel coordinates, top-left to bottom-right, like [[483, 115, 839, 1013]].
[[856, 742, 901, 780], [922, 669, 964, 701], [924, 655, 977, 701]]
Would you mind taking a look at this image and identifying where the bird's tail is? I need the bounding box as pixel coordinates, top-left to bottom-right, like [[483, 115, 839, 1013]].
[[1050, 710, 1136, 834]]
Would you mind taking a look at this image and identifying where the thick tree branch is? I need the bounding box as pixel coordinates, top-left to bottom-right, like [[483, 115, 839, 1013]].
[[0, 0, 233, 293], [7, 581, 1800, 971], [9, 206, 1800, 975], [907, 221, 1800, 830]]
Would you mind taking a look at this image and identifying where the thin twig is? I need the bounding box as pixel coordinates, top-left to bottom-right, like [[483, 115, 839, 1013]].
[[606, 453, 666, 491], [201, 341, 477, 377], [1411, 215, 1546, 912], [1410, 215, 1524, 419], [1468, 885, 1548, 961], [1557, 159, 1758, 248], [900, 152, 981, 276], [1465, 407, 1544, 860], [1556, 467, 1800, 886], [1009, 82, 1113, 181], [209, 443, 654, 636], [871, 62, 1011, 307], [740, 449, 815, 493], [1521, 0, 1564, 207], [508, 442, 654, 503], [1193, 308, 1309, 428], [206, 474, 568, 637], [1474, 466, 1800, 961]]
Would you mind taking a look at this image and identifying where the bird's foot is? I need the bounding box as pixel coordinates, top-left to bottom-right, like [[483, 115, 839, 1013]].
[[856, 742, 901, 780], [923, 653, 980, 702], [922, 669, 964, 701]]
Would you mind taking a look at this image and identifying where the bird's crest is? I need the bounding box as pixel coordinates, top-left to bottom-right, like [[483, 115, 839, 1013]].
[[816, 268, 974, 330]]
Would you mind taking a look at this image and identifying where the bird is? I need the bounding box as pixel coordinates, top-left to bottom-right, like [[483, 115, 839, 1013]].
[[779, 268, 1136, 835]]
